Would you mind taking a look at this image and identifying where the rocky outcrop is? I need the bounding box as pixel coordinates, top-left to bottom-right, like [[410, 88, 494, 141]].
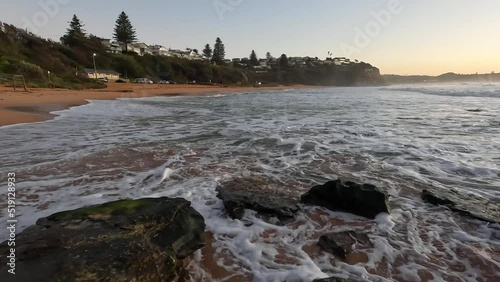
[[317, 231, 372, 260], [422, 189, 500, 224], [216, 178, 300, 221], [0, 197, 206, 282], [301, 179, 390, 219]]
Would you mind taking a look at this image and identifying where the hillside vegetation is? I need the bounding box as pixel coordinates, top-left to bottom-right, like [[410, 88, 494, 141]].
[[0, 21, 383, 89]]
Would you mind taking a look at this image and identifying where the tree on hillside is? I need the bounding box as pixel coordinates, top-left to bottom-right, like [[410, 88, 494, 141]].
[[279, 54, 289, 68], [250, 50, 259, 66], [113, 11, 137, 52], [212, 37, 225, 65], [202, 44, 212, 59], [60, 15, 86, 46], [266, 52, 272, 61]]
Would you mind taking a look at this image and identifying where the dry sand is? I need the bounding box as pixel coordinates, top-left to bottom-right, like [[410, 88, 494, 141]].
[[0, 83, 318, 127]]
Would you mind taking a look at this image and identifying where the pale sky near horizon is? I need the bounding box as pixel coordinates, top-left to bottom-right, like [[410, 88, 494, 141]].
[[1, 0, 499, 75]]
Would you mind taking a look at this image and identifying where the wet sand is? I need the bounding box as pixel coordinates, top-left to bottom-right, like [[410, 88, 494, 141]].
[[0, 83, 318, 127]]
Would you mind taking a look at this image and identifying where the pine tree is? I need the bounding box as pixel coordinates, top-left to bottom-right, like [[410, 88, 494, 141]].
[[279, 54, 289, 68], [113, 11, 137, 52], [60, 14, 85, 46], [202, 44, 212, 59], [250, 50, 259, 66], [212, 37, 225, 65]]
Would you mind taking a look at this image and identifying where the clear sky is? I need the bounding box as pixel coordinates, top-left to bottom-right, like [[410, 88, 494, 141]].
[[1, 0, 499, 75]]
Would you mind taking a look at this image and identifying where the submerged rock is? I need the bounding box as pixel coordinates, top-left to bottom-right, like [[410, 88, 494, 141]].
[[0, 197, 206, 282], [216, 178, 300, 220], [300, 179, 390, 219], [422, 189, 500, 224], [465, 109, 483, 112], [317, 231, 372, 260], [313, 278, 350, 282]]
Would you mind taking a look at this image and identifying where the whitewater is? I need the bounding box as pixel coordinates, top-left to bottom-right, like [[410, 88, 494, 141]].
[[0, 83, 499, 281]]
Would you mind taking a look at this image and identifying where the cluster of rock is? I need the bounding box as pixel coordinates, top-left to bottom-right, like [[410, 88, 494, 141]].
[[216, 177, 390, 221], [216, 177, 390, 282], [2, 175, 494, 282]]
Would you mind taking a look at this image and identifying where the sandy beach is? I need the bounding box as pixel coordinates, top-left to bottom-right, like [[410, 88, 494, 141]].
[[0, 83, 315, 127]]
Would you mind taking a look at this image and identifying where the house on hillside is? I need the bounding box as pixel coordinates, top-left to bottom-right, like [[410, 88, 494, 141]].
[[80, 68, 120, 80], [258, 59, 268, 67], [169, 49, 204, 60], [333, 57, 350, 66], [101, 39, 122, 54], [125, 43, 149, 56], [148, 45, 171, 56]]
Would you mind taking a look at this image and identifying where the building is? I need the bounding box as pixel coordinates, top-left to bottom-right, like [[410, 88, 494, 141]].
[[125, 43, 149, 56], [81, 68, 120, 80], [333, 57, 351, 66], [148, 45, 171, 56], [169, 49, 204, 60], [100, 39, 122, 54]]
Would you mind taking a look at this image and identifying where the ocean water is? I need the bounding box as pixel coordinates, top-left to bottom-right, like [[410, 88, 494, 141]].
[[1, 83, 500, 281]]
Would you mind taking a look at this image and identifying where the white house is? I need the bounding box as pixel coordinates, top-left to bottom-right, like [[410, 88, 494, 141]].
[[169, 49, 204, 60], [169, 49, 183, 58], [333, 57, 350, 65], [125, 42, 149, 56], [148, 45, 171, 56]]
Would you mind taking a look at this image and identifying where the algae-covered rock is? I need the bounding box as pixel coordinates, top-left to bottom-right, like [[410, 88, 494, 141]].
[[0, 197, 206, 282], [301, 179, 390, 219]]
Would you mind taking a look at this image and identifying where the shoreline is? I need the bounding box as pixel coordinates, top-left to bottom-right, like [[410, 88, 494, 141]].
[[0, 83, 323, 127]]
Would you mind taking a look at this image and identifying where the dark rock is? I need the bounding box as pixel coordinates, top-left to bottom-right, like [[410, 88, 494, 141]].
[[422, 189, 500, 224], [0, 197, 206, 282], [313, 277, 366, 282], [301, 179, 390, 219], [216, 178, 300, 220], [318, 235, 350, 260], [317, 231, 372, 260], [313, 278, 350, 282]]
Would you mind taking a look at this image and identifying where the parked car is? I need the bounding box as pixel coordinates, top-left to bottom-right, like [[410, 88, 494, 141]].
[[133, 78, 153, 84], [158, 80, 168, 84], [187, 80, 196, 85], [97, 77, 108, 83], [115, 78, 127, 83], [168, 80, 176, 84]]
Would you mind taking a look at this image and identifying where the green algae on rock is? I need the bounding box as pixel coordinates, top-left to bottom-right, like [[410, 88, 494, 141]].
[[0, 197, 206, 282]]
